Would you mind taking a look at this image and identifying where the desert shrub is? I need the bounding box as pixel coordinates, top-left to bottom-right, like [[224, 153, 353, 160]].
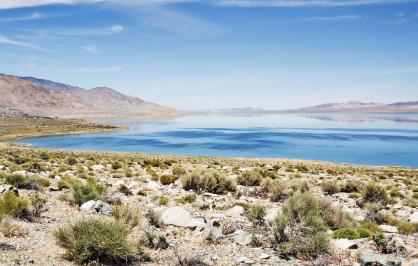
[[321, 181, 340, 195], [364, 203, 385, 224], [380, 214, 418, 235], [319, 200, 356, 230], [181, 169, 236, 194], [54, 218, 134, 264], [0, 192, 29, 218], [71, 183, 101, 206], [245, 204, 266, 224], [172, 165, 187, 177], [0, 217, 28, 237], [111, 161, 122, 170], [237, 169, 263, 186], [67, 157, 78, 165], [340, 180, 362, 193], [146, 231, 169, 250], [357, 227, 371, 238], [5, 174, 29, 188], [360, 220, 382, 234], [333, 228, 360, 240], [267, 179, 287, 202], [273, 193, 354, 259], [148, 209, 161, 227], [118, 184, 133, 196], [112, 204, 141, 229], [176, 193, 196, 204], [362, 183, 388, 204], [152, 195, 169, 206], [159, 174, 176, 185], [58, 175, 81, 190], [30, 193, 47, 218]]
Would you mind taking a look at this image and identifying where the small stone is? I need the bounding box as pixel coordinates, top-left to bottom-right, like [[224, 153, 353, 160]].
[[409, 212, 418, 223], [333, 239, 358, 249], [379, 225, 399, 234], [238, 256, 254, 264], [260, 253, 270, 259]]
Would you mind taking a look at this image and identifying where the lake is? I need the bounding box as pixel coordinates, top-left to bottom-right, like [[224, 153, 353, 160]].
[[15, 113, 418, 168]]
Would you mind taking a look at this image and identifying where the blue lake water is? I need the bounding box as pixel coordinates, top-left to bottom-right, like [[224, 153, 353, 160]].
[[14, 113, 418, 168]]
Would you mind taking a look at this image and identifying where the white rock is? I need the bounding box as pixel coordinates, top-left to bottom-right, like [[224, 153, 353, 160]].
[[265, 207, 281, 225], [13, 170, 27, 176], [379, 225, 399, 234], [92, 164, 105, 171], [54, 175, 62, 180], [238, 256, 254, 264], [80, 200, 112, 215], [225, 206, 245, 217], [158, 206, 206, 228], [146, 181, 161, 190], [0, 165, 5, 170], [333, 239, 358, 249], [0, 184, 18, 195], [408, 212, 418, 223], [231, 230, 252, 246], [260, 253, 270, 259]]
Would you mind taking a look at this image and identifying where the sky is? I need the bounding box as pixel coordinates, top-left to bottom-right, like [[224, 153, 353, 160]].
[[1, 0, 418, 110]]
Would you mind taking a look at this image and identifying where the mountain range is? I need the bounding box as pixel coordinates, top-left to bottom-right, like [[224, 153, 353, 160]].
[[0, 74, 181, 119]]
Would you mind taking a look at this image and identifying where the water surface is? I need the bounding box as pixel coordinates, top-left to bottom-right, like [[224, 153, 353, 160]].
[[15, 113, 418, 168]]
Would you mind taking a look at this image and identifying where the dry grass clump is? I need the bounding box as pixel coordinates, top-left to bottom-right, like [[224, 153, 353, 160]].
[[237, 169, 263, 186], [54, 218, 134, 265], [273, 193, 355, 260], [0, 217, 28, 237], [172, 165, 187, 177], [112, 204, 141, 229], [321, 181, 340, 195], [71, 181, 104, 206], [181, 169, 236, 194], [159, 174, 176, 185], [362, 182, 388, 204], [5, 174, 50, 190]]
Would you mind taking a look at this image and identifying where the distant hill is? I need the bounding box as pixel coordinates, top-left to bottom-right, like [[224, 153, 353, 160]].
[[0, 74, 182, 119], [293, 101, 418, 113]]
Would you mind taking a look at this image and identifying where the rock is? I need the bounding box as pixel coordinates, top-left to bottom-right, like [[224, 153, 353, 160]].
[[379, 225, 399, 234], [361, 250, 402, 266], [260, 253, 270, 259], [231, 230, 252, 246], [238, 256, 254, 264], [333, 239, 358, 249], [49, 184, 59, 191], [13, 170, 27, 176], [54, 175, 61, 180], [80, 200, 112, 215], [225, 206, 245, 217], [103, 193, 123, 205], [146, 181, 161, 191], [0, 165, 5, 170], [92, 164, 105, 171], [386, 236, 406, 256], [409, 212, 418, 223], [157, 206, 206, 228], [0, 184, 18, 195], [205, 222, 224, 244], [265, 207, 280, 225]]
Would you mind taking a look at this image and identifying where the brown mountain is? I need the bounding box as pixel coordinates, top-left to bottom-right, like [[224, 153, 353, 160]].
[[0, 74, 182, 119]]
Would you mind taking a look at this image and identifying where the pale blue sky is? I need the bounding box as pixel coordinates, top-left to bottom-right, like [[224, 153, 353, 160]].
[[0, 0, 418, 109]]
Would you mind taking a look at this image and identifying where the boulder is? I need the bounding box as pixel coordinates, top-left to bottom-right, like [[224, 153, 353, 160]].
[[157, 206, 206, 228], [231, 230, 252, 246], [91, 164, 105, 171], [409, 212, 418, 223], [386, 236, 406, 256], [361, 250, 402, 266], [0, 184, 18, 195], [333, 239, 358, 249], [225, 206, 245, 217], [80, 200, 112, 215], [379, 225, 399, 234]]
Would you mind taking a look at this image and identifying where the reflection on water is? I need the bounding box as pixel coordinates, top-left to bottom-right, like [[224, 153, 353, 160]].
[[15, 113, 418, 168]]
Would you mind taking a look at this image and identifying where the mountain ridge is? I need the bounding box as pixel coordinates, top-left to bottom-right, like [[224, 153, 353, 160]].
[[0, 74, 181, 119]]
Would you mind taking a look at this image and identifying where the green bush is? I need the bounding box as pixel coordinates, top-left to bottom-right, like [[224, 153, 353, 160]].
[[6, 174, 29, 188], [333, 228, 360, 240], [71, 183, 101, 206], [237, 169, 263, 186], [152, 195, 169, 206], [273, 193, 354, 259], [54, 218, 134, 264], [245, 204, 266, 224], [176, 193, 196, 204], [363, 183, 388, 204], [181, 169, 236, 194], [159, 174, 176, 185], [172, 165, 187, 177], [0, 192, 29, 218]]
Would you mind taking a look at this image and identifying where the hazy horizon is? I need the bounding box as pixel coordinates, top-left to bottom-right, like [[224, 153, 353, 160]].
[[1, 0, 418, 109]]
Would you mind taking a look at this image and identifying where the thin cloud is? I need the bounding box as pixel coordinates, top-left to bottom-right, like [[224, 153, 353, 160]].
[[82, 45, 99, 53], [384, 12, 409, 25], [379, 66, 418, 75], [0, 35, 49, 51], [68, 66, 121, 72], [36, 24, 124, 36], [303, 15, 363, 22], [1, 12, 44, 22]]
